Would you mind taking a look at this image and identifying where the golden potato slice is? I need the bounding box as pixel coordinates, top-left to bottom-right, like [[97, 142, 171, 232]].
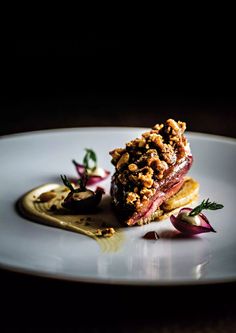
[[162, 177, 199, 212]]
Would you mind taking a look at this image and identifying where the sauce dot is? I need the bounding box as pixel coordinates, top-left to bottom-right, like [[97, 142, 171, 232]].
[[143, 231, 160, 240]]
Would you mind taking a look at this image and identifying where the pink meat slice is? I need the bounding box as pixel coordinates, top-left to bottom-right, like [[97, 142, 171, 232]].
[[111, 155, 193, 226]]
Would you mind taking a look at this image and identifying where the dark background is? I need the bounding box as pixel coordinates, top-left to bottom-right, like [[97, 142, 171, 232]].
[[2, 34, 236, 137], [0, 35, 236, 331]]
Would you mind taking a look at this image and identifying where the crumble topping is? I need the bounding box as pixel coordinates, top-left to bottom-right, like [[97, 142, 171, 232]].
[[95, 227, 115, 237], [37, 191, 57, 202], [110, 119, 189, 211]]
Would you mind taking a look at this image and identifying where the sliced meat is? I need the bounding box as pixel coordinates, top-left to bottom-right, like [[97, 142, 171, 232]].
[[111, 155, 192, 225], [109, 119, 193, 226]]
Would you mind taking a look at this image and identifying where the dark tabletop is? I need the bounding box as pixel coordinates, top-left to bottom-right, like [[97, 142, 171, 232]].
[[1, 38, 236, 332]]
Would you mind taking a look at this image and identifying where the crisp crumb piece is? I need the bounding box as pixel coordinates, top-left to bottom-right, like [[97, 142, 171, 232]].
[[95, 227, 115, 237], [38, 191, 57, 202]]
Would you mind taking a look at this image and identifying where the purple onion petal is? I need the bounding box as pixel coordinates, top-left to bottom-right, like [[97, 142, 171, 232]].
[[87, 170, 110, 185], [72, 160, 110, 185], [170, 208, 216, 235], [72, 161, 85, 178], [95, 186, 105, 195]]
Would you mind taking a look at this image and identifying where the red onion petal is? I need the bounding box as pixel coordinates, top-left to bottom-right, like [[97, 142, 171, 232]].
[[73, 160, 110, 185], [87, 170, 110, 185], [170, 208, 216, 235], [95, 187, 105, 195], [73, 161, 86, 178]]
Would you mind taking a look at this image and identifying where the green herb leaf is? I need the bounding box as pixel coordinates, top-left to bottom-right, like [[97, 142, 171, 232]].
[[189, 198, 224, 217], [60, 175, 76, 193], [79, 169, 88, 190], [83, 149, 97, 171]]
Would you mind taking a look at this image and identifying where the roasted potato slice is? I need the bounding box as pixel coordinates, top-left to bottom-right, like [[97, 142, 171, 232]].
[[162, 177, 199, 212]]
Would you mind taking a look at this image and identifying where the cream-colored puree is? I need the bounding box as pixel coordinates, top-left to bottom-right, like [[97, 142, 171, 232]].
[[18, 177, 199, 251], [18, 183, 124, 252], [178, 212, 201, 226]]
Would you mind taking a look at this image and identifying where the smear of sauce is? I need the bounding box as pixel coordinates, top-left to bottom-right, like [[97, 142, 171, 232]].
[[18, 183, 124, 252], [143, 231, 160, 240]]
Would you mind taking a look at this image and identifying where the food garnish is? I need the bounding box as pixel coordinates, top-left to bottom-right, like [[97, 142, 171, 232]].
[[60, 174, 104, 212], [38, 191, 57, 202], [143, 231, 160, 240], [73, 149, 110, 185], [170, 199, 224, 235], [95, 227, 115, 237], [188, 199, 224, 217]]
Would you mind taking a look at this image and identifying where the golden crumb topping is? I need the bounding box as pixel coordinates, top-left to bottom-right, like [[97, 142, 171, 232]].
[[95, 227, 115, 237], [110, 119, 190, 211]]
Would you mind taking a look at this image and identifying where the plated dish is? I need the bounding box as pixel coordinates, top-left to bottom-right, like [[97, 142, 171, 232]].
[[19, 119, 202, 242], [0, 126, 235, 285]]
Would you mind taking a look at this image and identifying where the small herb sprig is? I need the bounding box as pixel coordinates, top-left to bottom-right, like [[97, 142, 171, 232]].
[[72, 148, 109, 186], [61, 175, 75, 192], [83, 149, 97, 171], [61, 174, 87, 192], [189, 198, 224, 217], [72, 149, 97, 184]]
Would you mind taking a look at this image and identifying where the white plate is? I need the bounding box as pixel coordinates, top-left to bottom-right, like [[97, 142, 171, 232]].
[[0, 128, 235, 285]]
